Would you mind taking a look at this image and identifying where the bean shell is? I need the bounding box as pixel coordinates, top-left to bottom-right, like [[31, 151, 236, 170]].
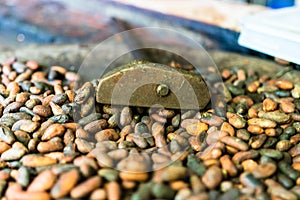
[[280, 101, 295, 113]]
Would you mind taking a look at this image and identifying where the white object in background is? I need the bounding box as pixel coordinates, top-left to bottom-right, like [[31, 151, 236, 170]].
[[238, 7, 300, 65]]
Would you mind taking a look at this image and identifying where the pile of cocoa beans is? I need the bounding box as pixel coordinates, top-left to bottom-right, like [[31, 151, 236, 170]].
[[0, 57, 300, 199]]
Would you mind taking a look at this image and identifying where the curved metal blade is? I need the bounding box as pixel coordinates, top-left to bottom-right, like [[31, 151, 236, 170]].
[[96, 61, 210, 109]]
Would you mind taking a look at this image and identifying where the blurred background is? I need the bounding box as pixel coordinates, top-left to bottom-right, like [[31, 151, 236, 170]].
[[0, 0, 298, 59]]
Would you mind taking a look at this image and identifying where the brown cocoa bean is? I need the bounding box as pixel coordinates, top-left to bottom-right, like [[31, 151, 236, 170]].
[[241, 159, 258, 172], [12, 120, 39, 133], [226, 112, 246, 129], [275, 80, 294, 90], [249, 134, 267, 149], [6, 182, 51, 200], [248, 118, 277, 128], [258, 111, 291, 124], [26, 60, 39, 70], [152, 122, 167, 148], [120, 107, 132, 126], [37, 137, 64, 153], [3, 102, 23, 113], [70, 176, 102, 199], [186, 122, 208, 136], [75, 138, 95, 153], [265, 179, 297, 200], [247, 125, 264, 134], [206, 130, 228, 145], [220, 155, 238, 177], [41, 124, 65, 141], [252, 163, 277, 178], [95, 129, 119, 142], [33, 105, 52, 117], [219, 136, 249, 151], [65, 71, 80, 82], [27, 169, 56, 192], [276, 140, 292, 151], [221, 122, 235, 136], [181, 119, 199, 129], [51, 169, 79, 198], [0, 142, 10, 154], [84, 119, 108, 133], [289, 144, 300, 157], [232, 150, 259, 164], [90, 189, 107, 200], [106, 181, 121, 200], [202, 165, 222, 189], [280, 101, 295, 113], [119, 172, 149, 182], [161, 166, 187, 181], [1, 142, 27, 161], [262, 98, 277, 112], [21, 154, 57, 167]]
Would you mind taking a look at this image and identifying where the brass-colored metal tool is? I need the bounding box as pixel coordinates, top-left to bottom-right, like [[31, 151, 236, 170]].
[[96, 61, 210, 109]]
